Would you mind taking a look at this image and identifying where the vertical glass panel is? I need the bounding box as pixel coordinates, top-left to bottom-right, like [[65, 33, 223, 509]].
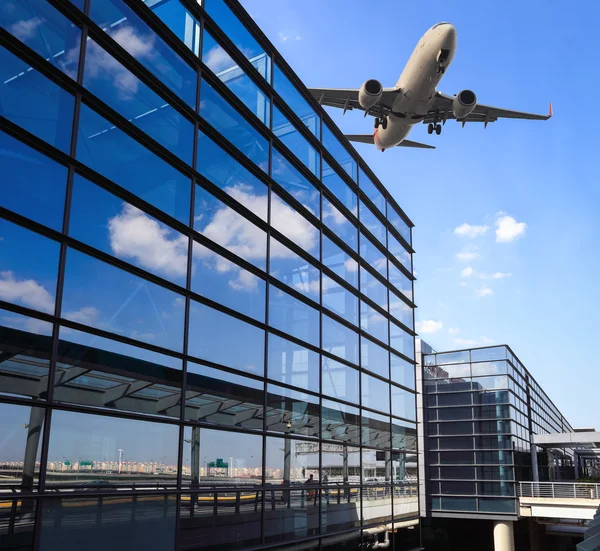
[[263, 487, 319, 544], [388, 262, 413, 302], [360, 302, 388, 344], [388, 232, 412, 272], [199, 80, 269, 171], [387, 207, 411, 245], [322, 356, 359, 404], [146, 0, 201, 55], [392, 419, 416, 451], [322, 197, 358, 252], [360, 267, 388, 310], [268, 333, 319, 394], [194, 184, 267, 270], [361, 337, 389, 379], [185, 361, 264, 430], [62, 248, 185, 352], [265, 436, 317, 484], [46, 409, 179, 486], [391, 386, 415, 421], [322, 161, 357, 216], [55, 326, 183, 418], [322, 125, 357, 182], [359, 201, 386, 246], [389, 290, 413, 330], [321, 444, 360, 485], [201, 31, 270, 126], [204, 0, 271, 81], [273, 107, 319, 176], [270, 192, 320, 259], [271, 147, 320, 215], [191, 241, 265, 321], [267, 384, 319, 437], [322, 275, 358, 326], [359, 169, 385, 215], [360, 234, 387, 277], [269, 239, 319, 300], [69, 175, 188, 287], [361, 409, 390, 448], [84, 39, 194, 164], [0, 131, 67, 231], [322, 399, 360, 445], [268, 286, 319, 347], [0, 219, 59, 315], [188, 300, 264, 375], [0, 0, 81, 79], [361, 373, 390, 413], [322, 314, 358, 365], [77, 103, 191, 223], [471, 346, 508, 362], [322, 236, 358, 288], [390, 321, 414, 360], [90, 0, 197, 107], [0, 45, 73, 152]]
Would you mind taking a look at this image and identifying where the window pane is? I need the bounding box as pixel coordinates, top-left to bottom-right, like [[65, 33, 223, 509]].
[[322, 314, 358, 365], [322, 236, 358, 288], [471, 346, 507, 362], [267, 384, 319, 437], [359, 169, 385, 215], [389, 263, 413, 302], [268, 333, 319, 394], [478, 498, 516, 513], [392, 419, 416, 451], [322, 399, 360, 445], [0, 131, 67, 231], [46, 408, 179, 486], [390, 321, 414, 360], [322, 197, 358, 252], [361, 409, 390, 448], [322, 125, 357, 182], [389, 291, 413, 330], [62, 248, 185, 351], [388, 232, 412, 272], [360, 267, 388, 310], [322, 275, 358, 326], [360, 234, 387, 277], [391, 386, 415, 421], [361, 337, 389, 379], [269, 238, 319, 300], [361, 373, 390, 414], [0, 219, 59, 315], [271, 147, 320, 215], [55, 326, 183, 418], [388, 207, 411, 245], [77, 104, 191, 223], [202, 30, 269, 125], [322, 161, 357, 215], [0, 0, 81, 79], [69, 175, 188, 286], [0, 45, 73, 152], [146, 0, 200, 55], [322, 356, 359, 404], [194, 184, 267, 270], [391, 354, 415, 390], [271, 192, 320, 259], [360, 201, 386, 246], [471, 361, 508, 376], [273, 107, 319, 176], [265, 436, 317, 485], [90, 0, 197, 106], [199, 80, 269, 171], [268, 286, 319, 347], [188, 300, 264, 375], [360, 302, 388, 344]]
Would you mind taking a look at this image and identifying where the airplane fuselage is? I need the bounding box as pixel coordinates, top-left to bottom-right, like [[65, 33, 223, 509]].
[[374, 23, 457, 150]]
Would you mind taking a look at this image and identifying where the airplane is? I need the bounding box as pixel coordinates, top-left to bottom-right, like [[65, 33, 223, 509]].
[[308, 22, 552, 151]]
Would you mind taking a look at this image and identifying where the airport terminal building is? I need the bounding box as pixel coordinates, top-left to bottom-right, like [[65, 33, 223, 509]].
[[0, 0, 419, 550]]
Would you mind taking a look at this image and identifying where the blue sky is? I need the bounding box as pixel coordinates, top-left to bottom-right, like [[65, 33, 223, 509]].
[[240, 0, 599, 429]]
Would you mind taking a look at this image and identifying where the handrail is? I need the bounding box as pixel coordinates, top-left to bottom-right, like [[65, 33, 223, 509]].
[[518, 481, 600, 500]]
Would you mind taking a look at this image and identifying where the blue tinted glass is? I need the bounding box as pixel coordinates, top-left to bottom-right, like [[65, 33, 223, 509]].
[[76, 104, 191, 224], [83, 39, 194, 164], [271, 148, 319, 215], [392, 385, 416, 421], [360, 302, 389, 344], [322, 236, 358, 288], [362, 373, 390, 413], [69, 175, 188, 286], [389, 263, 413, 302], [273, 64, 319, 139], [388, 208, 411, 244], [191, 241, 265, 321], [269, 238, 319, 301], [194, 184, 267, 270], [322, 275, 358, 326], [270, 192, 320, 259], [360, 234, 387, 277], [272, 107, 319, 176], [322, 314, 358, 365], [322, 197, 357, 252], [0, 46, 73, 152], [322, 125, 357, 182], [146, 0, 201, 55], [62, 248, 185, 352], [360, 267, 388, 311], [89, 0, 197, 107], [361, 337, 389, 379], [389, 290, 413, 330], [360, 201, 386, 246], [359, 169, 385, 215], [0, 219, 59, 315], [322, 356, 359, 404], [388, 233, 412, 272], [269, 286, 319, 347], [68, 0, 84, 8], [0, 131, 67, 231], [322, 398, 360, 444], [200, 80, 269, 171], [322, 161, 357, 216], [0, 0, 81, 79], [390, 321, 414, 360], [197, 130, 268, 218], [361, 409, 390, 448], [188, 300, 264, 376], [268, 333, 319, 394], [204, 0, 271, 81], [202, 31, 270, 126]]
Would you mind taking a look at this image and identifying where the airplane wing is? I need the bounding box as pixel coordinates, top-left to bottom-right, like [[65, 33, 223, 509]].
[[308, 87, 399, 117], [427, 92, 552, 126], [345, 134, 435, 150]]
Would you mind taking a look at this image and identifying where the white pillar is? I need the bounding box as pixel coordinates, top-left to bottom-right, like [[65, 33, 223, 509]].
[[493, 520, 515, 551]]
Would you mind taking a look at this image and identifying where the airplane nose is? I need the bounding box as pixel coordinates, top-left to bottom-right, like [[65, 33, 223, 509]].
[[442, 24, 457, 48]]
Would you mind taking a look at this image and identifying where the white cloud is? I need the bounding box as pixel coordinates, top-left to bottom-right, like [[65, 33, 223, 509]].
[[278, 31, 289, 41], [416, 320, 443, 334], [453, 336, 495, 347], [476, 285, 494, 298], [459, 281, 467, 287], [454, 223, 489, 239], [495, 215, 527, 243], [2, 314, 52, 336], [490, 272, 512, 280], [456, 251, 481, 261], [10, 16, 43, 40], [0, 271, 54, 313], [64, 306, 100, 325], [294, 280, 320, 296], [479, 336, 496, 345], [461, 266, 474, 278], [448, 328, 460, 335], [277, 31, 302, 42], [204, 45, 233, 74], [130, 330, 156, 342]]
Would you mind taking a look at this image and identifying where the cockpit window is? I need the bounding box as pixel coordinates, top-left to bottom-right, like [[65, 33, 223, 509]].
[[432, 22, 449, 29]]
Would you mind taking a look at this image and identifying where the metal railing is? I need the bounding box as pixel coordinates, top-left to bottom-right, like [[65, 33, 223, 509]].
[[519, 482, 600, 500]]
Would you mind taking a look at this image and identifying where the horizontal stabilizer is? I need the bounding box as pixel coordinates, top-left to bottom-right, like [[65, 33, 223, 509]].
[[345, 134, 435, 150]]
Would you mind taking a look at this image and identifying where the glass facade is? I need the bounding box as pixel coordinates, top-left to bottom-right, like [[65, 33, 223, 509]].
[[0, 0, 417, 549], [421, 344, 573, 517]]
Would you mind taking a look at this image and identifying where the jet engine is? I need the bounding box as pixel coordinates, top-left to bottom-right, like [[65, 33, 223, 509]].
[[358, 79, 383, 110], [452, 89, 477, 119]]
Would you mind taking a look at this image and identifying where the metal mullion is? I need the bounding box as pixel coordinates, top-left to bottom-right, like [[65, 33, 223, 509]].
[[321, 225, 361, 264], [362, 294, 416, 338], [271, 93, 322, 154], [320, 187, 360, 232]]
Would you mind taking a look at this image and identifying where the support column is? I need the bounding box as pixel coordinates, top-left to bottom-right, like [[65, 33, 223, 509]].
[[493, 520, 515, 551], [190, 426, 200, 485], [22, 407, 44, 489]]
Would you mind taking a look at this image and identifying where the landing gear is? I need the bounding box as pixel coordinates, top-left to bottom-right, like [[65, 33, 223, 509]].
[[437, 64, 446, 74], [435, 124, 442, 135], [374, 117, 388, 130], [428, 123, 442, 135]]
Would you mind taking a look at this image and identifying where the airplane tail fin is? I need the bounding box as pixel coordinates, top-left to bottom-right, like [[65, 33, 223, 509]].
[[345, 134, 435, 150]]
